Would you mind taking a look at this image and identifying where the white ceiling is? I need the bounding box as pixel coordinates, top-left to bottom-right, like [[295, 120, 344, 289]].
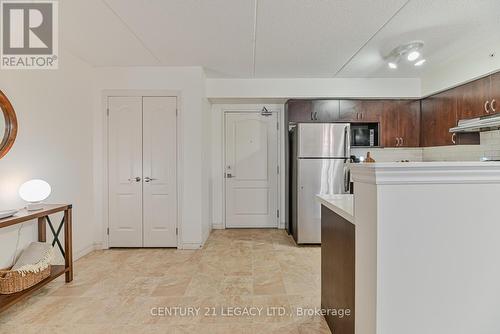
[[60, 0, 500, 78]]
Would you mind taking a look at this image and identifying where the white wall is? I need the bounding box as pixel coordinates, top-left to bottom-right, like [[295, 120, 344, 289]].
[[92, 67, 210, 249], [0, 50, 96, 268], [206, 78, 421, 100]]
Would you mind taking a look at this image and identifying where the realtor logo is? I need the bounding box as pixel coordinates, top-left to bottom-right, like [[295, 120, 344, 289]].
[[1, 0, 58, 69]]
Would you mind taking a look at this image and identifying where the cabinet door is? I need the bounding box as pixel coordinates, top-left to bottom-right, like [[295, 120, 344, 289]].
[[456, 77, 491, 120], [421, 90, 458, 147], [312, 100, 340, 122], [338, 100, 359, 122], [287, 100, 313, 122], [490, 72, 500, 114], [398, 100, 421, 147], [380, 101, 402, 147], [339, 100, 383, 122]]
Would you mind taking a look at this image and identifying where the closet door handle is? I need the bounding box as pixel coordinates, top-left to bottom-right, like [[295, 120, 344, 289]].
[[491, 99, 497, 113], [128, 177, 141, 182], [484, 100, 491, 113], [144, 177, 156, 183]]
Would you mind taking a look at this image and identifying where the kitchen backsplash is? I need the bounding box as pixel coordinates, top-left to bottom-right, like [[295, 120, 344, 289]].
[[351, 147, 423, 162], [423, 130, 500, 161], [352, 130, 500, 162]]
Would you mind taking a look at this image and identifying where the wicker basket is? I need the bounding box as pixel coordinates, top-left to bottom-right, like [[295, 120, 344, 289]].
[[0, 265, 51, 294]]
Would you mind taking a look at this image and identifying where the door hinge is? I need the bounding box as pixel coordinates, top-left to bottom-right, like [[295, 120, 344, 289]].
[[277, 210, 280, 218], [277, 165, 280, 174], [176, 227, 178, 235], [107, 227, 109, 235], [277, 122, 279, 130], [106, 108, 109, 116]]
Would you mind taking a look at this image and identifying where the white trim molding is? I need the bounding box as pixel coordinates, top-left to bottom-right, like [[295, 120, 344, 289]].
[[351, 162, 500, 185]]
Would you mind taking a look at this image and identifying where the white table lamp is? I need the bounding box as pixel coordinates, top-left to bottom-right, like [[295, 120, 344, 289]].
[[19, 179, 51, 211]]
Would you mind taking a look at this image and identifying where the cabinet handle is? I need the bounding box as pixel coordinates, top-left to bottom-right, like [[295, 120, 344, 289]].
[[451, 133, 457, 144], [314, 111, 318, 120], [400, 137, 404, 146], [310, 112, 314, 121], [395, 137, 400, 146], [360, 113, 363, 120], [492, 99, 497, 113], [484, 100, 491, 113]]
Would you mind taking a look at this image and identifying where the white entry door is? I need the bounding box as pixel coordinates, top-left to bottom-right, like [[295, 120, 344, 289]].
[[143, 97, 177, 247], [108, 96, 177, 247], [225, 112, 279, 228], [108, 97, 143, 247]]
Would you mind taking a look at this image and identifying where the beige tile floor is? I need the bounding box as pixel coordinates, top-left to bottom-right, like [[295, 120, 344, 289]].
[[0, 229, 330, 334]]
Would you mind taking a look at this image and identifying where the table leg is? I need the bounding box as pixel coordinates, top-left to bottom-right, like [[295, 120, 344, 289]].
[[38, 217, 46, 242], [64, 208, 73, 282]]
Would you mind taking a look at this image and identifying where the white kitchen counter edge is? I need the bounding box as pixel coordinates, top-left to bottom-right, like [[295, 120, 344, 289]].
[[316, 194, 354, 223], [351, 161, 500, 185]]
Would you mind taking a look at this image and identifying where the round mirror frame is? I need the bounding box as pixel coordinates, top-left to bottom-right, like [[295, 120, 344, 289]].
[[0, 90, 18, 159]]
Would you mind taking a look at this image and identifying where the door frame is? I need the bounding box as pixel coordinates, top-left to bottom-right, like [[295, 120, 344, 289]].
[[222, 108, 281, 229], [101, 90, 182, 249]]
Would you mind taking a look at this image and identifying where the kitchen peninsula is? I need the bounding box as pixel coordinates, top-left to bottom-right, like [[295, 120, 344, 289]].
[[318, 162, 500, 334]]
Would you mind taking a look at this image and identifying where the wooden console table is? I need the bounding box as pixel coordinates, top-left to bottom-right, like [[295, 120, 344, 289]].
[[0, 204, 73, 313]]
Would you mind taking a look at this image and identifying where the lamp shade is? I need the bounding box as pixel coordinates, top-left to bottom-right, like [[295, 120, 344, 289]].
[[19, 179, 51, 203]]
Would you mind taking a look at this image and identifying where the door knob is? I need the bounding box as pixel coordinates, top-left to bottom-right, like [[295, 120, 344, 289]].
[[144, 177, 156, 183], [128, 177, 141, 182]]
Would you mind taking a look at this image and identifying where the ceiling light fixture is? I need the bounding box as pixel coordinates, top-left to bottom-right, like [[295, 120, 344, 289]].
[[407, 51, 420, 62], [388, 62, 398, 69], [384, 41, 425, 69], [414, 59, 426, 66]]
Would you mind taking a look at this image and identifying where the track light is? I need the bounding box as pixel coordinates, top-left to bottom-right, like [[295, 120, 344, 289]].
[[385, 41, 425, 70], [388, 62, 398, 69], [407, 51, 420, 62], [414, 59, 426, 66]]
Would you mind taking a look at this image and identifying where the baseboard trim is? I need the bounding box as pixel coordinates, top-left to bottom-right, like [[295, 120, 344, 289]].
[[179, 242, 203, 250], [212, 223, 224, 230], [74, 242, 102, 261]]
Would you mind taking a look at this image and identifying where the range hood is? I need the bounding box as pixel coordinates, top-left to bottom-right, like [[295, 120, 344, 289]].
[[450, 113, 500, 133]]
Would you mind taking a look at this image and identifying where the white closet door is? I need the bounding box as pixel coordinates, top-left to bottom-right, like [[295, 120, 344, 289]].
[[142, 97, 178, 247], [108, 97, 143, 247], [225, 112, 278, 228]]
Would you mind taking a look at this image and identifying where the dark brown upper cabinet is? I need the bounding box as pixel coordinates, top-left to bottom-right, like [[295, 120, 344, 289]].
[[380, 100, 420, 147], [421, 89, 459, 147], [286, 100, 313, 122], [456, 76, 491, 120], [287, 100, 340, 122], [489, 71, 500, 113], [339, 100, 383, 122], [311, 100, 340, 122]]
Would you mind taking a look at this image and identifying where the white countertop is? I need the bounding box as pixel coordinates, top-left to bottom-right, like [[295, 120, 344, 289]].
[[316, 194, 354, 223], [350, 161, 500, 185]]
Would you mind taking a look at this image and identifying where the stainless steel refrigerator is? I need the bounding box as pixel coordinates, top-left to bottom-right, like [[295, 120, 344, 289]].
[[290, 123, 351, 244]]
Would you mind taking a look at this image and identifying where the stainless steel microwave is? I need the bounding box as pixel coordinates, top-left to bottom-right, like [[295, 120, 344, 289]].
[[351, 123, 379, 147]]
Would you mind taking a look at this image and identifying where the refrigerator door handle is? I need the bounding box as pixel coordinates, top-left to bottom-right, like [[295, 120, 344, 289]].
[[343, 163, 351, 193], [344, 126, 351, 158]]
